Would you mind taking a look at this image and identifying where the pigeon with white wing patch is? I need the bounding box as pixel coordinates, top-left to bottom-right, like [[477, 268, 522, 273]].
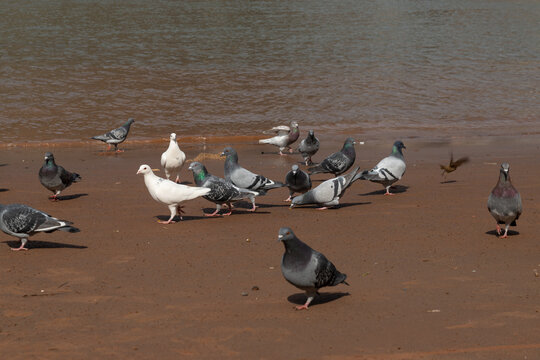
[[258, 121, 300, 155], [359, 140, 406, 195]]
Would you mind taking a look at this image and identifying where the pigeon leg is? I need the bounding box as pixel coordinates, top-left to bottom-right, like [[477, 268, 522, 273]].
[[384, 187, 395, 196], [284, 193, 293, 202], [495, 224, 501, 235], [222, 202, 233, 216], [177, 205, 185, 220], [295, 293, 315, 310], [175, 175, 180, 184], [249, 202, 258, 212], [316, 206, 329, 210], [48, 193, 59, 201], [279, 150, 287, 156], [288, 147, 293, 154], [107, 144, 112, 151], [158, 205, 179, 224], [500, 225, 510, 239], [205, 204, 223, 217], [12, 238, 29, 251]]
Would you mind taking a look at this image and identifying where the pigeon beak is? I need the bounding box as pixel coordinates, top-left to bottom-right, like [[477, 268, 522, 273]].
[[220, 152, 226, 157], [136, 170, 141, 174], [152, 169, 160, 172], [278, 234, 283, 241], [402, 145, 407, 149]]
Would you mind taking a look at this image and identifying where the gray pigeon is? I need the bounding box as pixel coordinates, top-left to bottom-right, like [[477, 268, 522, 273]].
[[258, 121, 300, 155], [284, 164, 312, 202], [38, 152, 81, 201], [279, 227, 349, 310], [358, 140, 406, 195], [291, 166, 360, 209], [0, 203, 80, 251], [188, 161, 259, 216], [308, 137, 356, 176], [91, 118, 134, 152], [487, 163, 522, 238], [221, 147, 284, 194], [297, 130, 320, 165]]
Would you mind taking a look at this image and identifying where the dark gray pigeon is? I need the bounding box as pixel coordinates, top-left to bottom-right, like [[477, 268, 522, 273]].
[[38, 152, 81, 201], [284, 164, 312, 202], [487, 163, 522, 238], [0, 203, 80, 251], [358, 140, 406, 195], [308, 137, 356, 176], [91, 118, 134, 152], [258, 121, 300, 155], [279, 227, 349, 310], [291, 167, 360, 210], [221, 147, 284, 194], [188, 161, 259, 216], [297, 130, 320, 165]]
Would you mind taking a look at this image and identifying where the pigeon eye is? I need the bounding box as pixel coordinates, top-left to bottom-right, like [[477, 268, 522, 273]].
[[286, 231, 290, 235]]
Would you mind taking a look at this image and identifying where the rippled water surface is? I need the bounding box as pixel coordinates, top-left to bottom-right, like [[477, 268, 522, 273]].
[[1, 0, 538, 143]]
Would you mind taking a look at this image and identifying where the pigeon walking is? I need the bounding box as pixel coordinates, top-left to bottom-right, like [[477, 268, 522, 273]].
[[279, 227, 349, 310], [161, 133, 186, 183], [308, 137, 356, 176], [358, 140, 406, 195], [258, 121, 300, 155], [297, 130, 319, 165], [38, 152, 81, 201], [487, 163, 522, 238], [291, 167, 360, 210], [440, 153, 469, 178], [221, 147, 284, 194], [91, 118, 134, 152], [188, 162, 259, 216], [0, 203, 80, 251], [284, 164, 311, 202], [137, 165, 210, 224]]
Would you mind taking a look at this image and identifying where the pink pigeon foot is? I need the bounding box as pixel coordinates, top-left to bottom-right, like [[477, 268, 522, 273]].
[[295, 304, 309, 310], [11, 246, 29, 251], [284, 196, 292, 202], [316, 207, 328, 210]]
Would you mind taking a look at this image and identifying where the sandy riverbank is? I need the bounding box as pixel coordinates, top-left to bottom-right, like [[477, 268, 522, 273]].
[[0, 135, 539, 359]]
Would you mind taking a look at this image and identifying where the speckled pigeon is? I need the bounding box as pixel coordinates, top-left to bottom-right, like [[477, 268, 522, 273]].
[[297, 130, 320, 165], [91, 118, 134, 152], [487, 163, 522, 238], [38, 152, 81, 201], [308, 137, 356, 176]]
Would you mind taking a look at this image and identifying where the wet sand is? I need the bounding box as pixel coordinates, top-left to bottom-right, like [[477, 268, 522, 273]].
[[0, 135, 539, 359]]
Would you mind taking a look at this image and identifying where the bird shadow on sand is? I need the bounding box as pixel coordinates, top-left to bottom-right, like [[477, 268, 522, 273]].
[[3, 240, 87, 250], [0, 188, 8, 193], [440, 180, 457, 184], [485, 229, 520, 238], [260, 151, 299, 156], [53, 193, 88, 201], [287, 292, 350, 307], [292, 201, 371, 210], [201, 207, 270, 216], [359, 185, 409, 196], [0, 164, 8, 167], [155, 214, 208, 222]]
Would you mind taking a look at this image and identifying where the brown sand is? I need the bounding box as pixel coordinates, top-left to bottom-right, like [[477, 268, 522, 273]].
[[0, 135, 539, 359]]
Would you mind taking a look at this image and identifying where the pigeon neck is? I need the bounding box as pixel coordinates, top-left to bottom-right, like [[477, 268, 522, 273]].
[[391, 146, 404, 158], [225, 154, 238, 167], [342, 142, 355, 157], [283, 238, 311, 264], [194, 168, 208, 184], [44, 159, 56, 167], [498, 171, 511, 186]]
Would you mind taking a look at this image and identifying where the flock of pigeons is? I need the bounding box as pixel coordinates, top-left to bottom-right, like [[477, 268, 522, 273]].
[[0, 119, 523, 310]]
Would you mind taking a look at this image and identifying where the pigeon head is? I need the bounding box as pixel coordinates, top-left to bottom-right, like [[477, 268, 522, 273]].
[[44, 152, 55, 162], [220, 147, 238, 162], [290, 121, 299, 130], [291, 164, 299, 175], [136, 164, 153, 175], [126, 118, 135, 125], [499, 162, 511, 181], [278, 227, 296, 243], [343, 137, 356, 148], [308, 130, 315, 138], [170, 133, 177, 141], [392, 140, 406, 155]]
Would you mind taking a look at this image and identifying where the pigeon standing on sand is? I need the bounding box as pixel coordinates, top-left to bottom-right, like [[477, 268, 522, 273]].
[[221, 147, 284, 194], [279, 227, 349, 310], [440, 153, 469, 178], [291, 167, 360, 210], [0, 203, 80, 251], [188, 161, 259, 216], [487, 163, 522, 239], [308, 137, 356, 176], [358, 140, 406, 195], [284, 164, 311, 202], [137, 165, 210, 224], [38, 152, 81, 201], [161, 133, 186, 183], [91, 118, 134, 152], [297, 130, 320, 165], [258, 121, 300, 155]]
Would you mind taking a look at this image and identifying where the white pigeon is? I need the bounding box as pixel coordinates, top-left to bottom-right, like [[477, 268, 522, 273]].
[[137, 164, 210, 224], [160, 133, 186, 183], [258, 121, 300, 155], [359, 140, 406, 195]]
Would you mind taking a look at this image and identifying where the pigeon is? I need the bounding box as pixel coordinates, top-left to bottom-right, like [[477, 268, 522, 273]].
[[291, 166, 360, 210], [221, 147, 284, 194], [440, 153, 469, 178], [258, 121, 300, 155], [161, 133, 186, 183], [188, 161, 259, 216], [297, 130, 320, 165], [91, 118, 134, 152], [0, 203, 80, 251], [279, 227, 349, 310], [308, 137, 356, 176], [358, 140, 406, 195], [487, 163, 522, 239], [284, 164, 312, 202], [38, 152, 81, 201], [136, 164, 210, 224]]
